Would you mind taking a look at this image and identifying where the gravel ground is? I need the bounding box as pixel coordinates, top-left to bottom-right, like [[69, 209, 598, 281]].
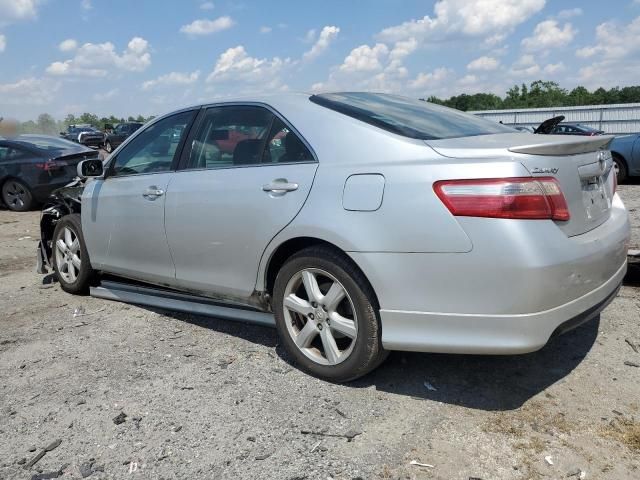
[[1, 184, 639, 480]]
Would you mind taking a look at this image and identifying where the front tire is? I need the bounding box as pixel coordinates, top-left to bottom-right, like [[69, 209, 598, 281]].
[[1, 179, 34, 211], [52, 214, 94, 294], [273, 246, 387, 382]]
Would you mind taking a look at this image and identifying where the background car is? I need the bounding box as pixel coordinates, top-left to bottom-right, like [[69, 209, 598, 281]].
[[550, 123, 605, 136], [532, 116, 637, 182], [0, 134, 99, 211], [103, 122, 143, 153], [60, 124, 104, 148], [609, 133, 640, 183]]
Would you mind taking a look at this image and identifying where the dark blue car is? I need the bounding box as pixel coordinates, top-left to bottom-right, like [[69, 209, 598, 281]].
[[0, 135, 99, 211], [609, 134, 640, 183]]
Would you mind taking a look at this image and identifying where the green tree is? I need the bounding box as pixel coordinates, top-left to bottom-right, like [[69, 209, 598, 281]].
[[36, 113, 58, 135]]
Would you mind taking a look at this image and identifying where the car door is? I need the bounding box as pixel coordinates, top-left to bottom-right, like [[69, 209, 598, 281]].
[[82, 109, 197, 285], [164, 105, 318, 303]]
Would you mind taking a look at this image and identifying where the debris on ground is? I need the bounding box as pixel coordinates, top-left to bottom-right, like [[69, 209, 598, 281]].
[[73, 306, 106, 318], [544, 455, 554, 465], [410, 460, 435, 468], [624, 338, 639, 353], [23, 439, 62, 470], [624, 361, 639, 367], [567, 468, 586, 478], [113, 412, 127, 425]]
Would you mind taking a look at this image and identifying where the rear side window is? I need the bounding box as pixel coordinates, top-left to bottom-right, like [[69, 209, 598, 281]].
[[185, 106, 313, 170], [310, 92, 513, 140]]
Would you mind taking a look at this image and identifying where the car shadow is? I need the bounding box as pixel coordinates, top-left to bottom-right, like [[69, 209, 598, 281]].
[[349, 317, 600, 411], [144, 304, 599, 412]]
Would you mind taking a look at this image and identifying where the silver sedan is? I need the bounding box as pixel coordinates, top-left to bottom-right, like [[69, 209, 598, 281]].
[[38, 92, 630, 382]]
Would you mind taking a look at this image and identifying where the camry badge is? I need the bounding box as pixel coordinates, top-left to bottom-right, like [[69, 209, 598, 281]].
[[532, 167, 559, 174]]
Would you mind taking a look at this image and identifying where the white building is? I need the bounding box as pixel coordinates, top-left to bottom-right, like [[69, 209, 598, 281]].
[[470, 103, 640, 134]]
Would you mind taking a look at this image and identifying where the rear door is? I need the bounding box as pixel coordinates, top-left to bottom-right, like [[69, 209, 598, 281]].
[[82, 110, 196, 284], [164, 105, 318, 302]]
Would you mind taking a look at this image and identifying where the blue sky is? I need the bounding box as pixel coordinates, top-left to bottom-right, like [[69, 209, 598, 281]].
[[1, 0, 640, 120]]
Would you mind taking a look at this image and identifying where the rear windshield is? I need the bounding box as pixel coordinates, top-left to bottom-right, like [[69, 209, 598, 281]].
[[310, 92, 513, 140]]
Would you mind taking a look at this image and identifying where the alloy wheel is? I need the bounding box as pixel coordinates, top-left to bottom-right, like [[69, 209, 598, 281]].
[[3, 181, 28, 209], [55, 226, 82, 283], [282, 268, 358, 366]]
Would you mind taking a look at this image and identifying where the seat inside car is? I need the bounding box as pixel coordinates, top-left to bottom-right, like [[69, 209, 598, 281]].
[[233, 139, 270, 165]]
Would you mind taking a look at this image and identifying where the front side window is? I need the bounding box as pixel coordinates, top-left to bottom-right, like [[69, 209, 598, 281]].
[[310, 92, 513, 140], [110, 111, 194, 177]]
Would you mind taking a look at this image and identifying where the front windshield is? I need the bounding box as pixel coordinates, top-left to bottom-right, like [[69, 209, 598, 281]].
[[310, 92, 513, 140]]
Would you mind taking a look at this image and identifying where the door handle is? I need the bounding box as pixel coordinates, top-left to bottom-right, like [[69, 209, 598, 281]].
[[262, 180, 299, 194], [142, 186, 165, 199]]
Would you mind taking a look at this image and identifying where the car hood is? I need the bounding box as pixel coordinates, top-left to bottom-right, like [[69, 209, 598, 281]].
[[534, 115, 565, 134]]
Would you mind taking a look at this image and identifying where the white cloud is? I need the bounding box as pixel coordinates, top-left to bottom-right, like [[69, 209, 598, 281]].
[[304, 29, 316, 43], [180, 16, 234, 35], [521, 20, 576, 52], [557, 8, 582, 19], [576, 16, 640, 60], [467, 56, 499, 71], [576, 16, 640, 87], [303, 25, 340, 61], [0, 34, 5, 52], [58, 38, 78, 52], [409, 67, 451, 90], [509, 54, 540, 77], [206, 45, 290, 90], [46, 37, 151, 76], [377, 0, 545, 43], [259, 26, 272, 34], [339, 43, 389, 72], [200, 1, 214, 9], [543, 62, 565, 74], [0, 0, 40, 24], [0, 77, 60, 105], [81, 0, 92, 11], [142, 70, 200, 90], [92, 88, 119, 102]]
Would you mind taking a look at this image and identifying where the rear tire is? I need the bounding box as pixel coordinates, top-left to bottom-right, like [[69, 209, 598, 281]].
[[52, 214, 94, 295], [273, 246, 388, 382], [1, 179, 33, 211], [613, 154, 628, 183]]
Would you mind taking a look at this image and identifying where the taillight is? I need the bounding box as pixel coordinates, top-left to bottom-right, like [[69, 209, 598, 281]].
[[434, 177, 570, 221], [34, 160, 63, 172]]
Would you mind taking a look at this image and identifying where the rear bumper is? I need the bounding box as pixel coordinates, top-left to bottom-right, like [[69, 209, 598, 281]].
[[349, 194, 630, 354], [378, 261, 625, 354], [80, 137, 104, 147]]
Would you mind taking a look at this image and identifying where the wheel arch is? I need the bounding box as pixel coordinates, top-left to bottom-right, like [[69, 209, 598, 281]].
[[610, 150, 628, 169], [263, 236, 380, 310]]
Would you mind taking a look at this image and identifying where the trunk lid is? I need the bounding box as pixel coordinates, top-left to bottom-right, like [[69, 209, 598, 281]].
[[426, 133, 616, 237], [51, 151, 100, 180]]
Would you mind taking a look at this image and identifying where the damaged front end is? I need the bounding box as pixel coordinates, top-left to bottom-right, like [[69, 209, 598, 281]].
[[37, 178, 85, 274]]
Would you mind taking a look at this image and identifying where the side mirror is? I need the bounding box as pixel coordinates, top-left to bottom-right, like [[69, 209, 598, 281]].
[[77, 159, 104, 179]]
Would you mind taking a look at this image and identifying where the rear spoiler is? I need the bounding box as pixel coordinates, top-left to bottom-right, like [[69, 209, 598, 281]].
[[508, 135, 614, 156]]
